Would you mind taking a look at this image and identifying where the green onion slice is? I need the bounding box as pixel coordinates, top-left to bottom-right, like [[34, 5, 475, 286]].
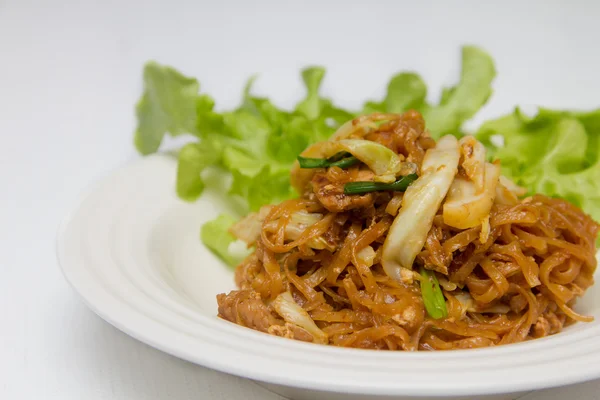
[[419, 266, 448, 320], [297, 152, 360, 169], [343, 173, 417, 195]]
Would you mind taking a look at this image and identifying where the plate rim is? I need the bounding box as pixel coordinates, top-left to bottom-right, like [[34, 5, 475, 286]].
[[56, 154, 600, 397]]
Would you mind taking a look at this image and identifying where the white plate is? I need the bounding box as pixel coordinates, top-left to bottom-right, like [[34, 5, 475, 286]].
[[57, 153, 600, 400]]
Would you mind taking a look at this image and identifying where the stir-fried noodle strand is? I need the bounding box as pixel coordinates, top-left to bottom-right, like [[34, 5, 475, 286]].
[[217, 111, 598, 350]]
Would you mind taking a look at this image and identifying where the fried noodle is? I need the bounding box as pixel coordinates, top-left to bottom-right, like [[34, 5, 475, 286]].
[[216, 111, 599, 351]]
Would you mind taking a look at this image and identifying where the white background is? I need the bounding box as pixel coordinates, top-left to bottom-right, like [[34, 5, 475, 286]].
[[1, 0, 600, 399]]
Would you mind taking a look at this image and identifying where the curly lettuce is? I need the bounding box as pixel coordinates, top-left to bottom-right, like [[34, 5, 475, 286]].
[[362, 46, 496, 138], [477, 108, 600, 226]]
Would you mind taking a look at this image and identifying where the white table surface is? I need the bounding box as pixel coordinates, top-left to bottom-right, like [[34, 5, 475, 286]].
[[2, 0, 600, 399]]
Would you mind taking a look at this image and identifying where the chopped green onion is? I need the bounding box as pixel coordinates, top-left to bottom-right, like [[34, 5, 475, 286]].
[[343, 173, 418, 195], [297, 151, 360, 169], [419, 266, 448, 320]]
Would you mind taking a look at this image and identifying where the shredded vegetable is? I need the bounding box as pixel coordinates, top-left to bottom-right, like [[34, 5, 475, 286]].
[[381, 135, 460, 280]]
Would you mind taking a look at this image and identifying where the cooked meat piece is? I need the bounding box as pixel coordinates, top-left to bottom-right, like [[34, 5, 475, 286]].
[[311, 172, 374, 213], [452, 337, 495, 349], [532, 310, 566, 338], [546, 311, 566, 334], [391, 305, 422, 332], [217, 290, 283, 333], [532, 316, 551, 338], [268, 323, 315, 342]]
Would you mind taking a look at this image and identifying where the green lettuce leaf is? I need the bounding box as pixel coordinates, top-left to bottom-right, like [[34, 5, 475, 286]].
[[423, 46, 496, 137], [362, 46, 495, 138], [200, 214, 239, 267], [266, 116, 312, 164], [230, 165, 295, 212], [176, 141, 221, 201], [384, 72, 428, 113], [362, 72, 427, 114], [135, 62, 200, 154], [296, 67, 327, 120], [196, 94, 225, 135], [477, 108, 600, 225]]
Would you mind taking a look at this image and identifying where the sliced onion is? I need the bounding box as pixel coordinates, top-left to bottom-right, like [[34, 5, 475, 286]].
[[382, 135, 460, 280], [443, 162, 500, 230], [229, 205, 273, 245], [263, 211, 331, 250], [500, 175, 527, 196], [495, 178, 519, 205], [385, 193, 404, 216], [454, 292, 475, 317], [271, 291, 328, 344], [495, 174, 527, 206]]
